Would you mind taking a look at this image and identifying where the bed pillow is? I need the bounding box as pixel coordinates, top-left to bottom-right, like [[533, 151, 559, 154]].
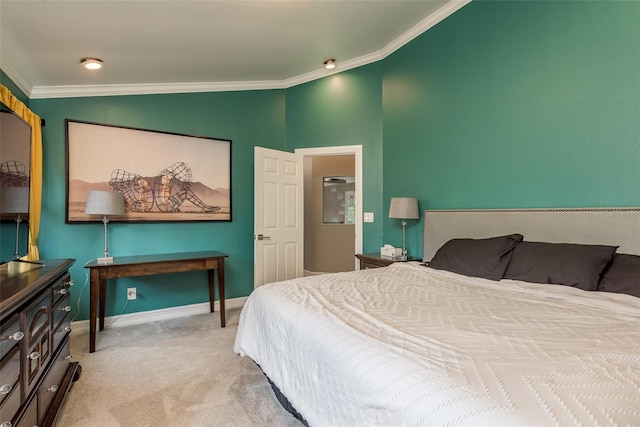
[[597, 253, 640, 298], [503, 241, 617, 291], [429, 234, 524, 280]]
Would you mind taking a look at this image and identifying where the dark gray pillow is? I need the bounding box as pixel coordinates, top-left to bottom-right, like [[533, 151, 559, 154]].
[[429, 234, 524, 280], [503, 241, 617, 291], [597, 254, 640, 298]]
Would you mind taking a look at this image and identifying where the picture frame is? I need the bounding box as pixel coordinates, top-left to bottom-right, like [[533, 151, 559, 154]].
[[66, 120, 231, 222]]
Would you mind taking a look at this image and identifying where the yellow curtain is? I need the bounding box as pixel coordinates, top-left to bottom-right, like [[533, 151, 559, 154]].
[[1, 84, 41, 260]]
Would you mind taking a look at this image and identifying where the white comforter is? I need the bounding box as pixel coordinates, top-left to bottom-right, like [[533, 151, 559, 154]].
[[234, 263, 640, 426]]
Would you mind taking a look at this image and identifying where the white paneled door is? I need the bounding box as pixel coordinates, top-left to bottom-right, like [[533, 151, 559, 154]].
[[254, 147, 304, 288]]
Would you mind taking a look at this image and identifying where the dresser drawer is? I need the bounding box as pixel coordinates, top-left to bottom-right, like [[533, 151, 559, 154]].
[[51, 313, 71, 354], [50, 273, 74, 306], [37, 338, 71, 423], [0, 314, 23, 361], [0, 345, 21, 427], [52, 294, 71, 335], [16, 393, 38, 427], [22, 291, 52, 398]]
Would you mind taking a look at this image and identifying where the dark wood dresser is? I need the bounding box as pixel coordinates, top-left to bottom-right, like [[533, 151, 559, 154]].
[[0, 259, 81, 427]]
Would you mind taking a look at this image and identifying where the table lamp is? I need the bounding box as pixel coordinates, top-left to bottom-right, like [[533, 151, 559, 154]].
[[389, 197, 419, 260], [85, 190, 125, 264], [1, 186, 29, 259]]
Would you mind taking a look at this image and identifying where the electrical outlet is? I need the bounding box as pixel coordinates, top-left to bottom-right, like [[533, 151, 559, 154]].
[[127, 287, 137, 300]]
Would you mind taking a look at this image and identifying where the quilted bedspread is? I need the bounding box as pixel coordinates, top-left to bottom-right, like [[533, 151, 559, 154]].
[[233, 263, 640, 426]]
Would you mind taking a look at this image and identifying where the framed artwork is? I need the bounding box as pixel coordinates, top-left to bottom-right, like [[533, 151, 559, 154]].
[[322, 176, 355, 224], [66, 120, 231, 222]]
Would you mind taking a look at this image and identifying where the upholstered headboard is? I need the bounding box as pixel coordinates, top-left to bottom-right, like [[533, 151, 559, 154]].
[[423, 208, 640, 261]]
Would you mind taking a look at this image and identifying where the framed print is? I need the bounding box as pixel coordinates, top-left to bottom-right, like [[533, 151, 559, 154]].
[[66, 120, 231, 222]]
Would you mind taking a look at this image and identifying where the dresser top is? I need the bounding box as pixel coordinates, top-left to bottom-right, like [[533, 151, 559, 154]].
[[0, 258, 75, 319]]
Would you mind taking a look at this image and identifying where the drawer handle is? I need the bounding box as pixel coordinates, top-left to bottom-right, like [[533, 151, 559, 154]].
[[59, 306, 71, 312], [2, 331, 24, 341], [57, 288, 68, 295], [0, 384, 12, 395], [64, 354, 73, 360], [65, 279, 76, 287], [0, 421, 12, 427], [46, 385, 59, 393], [27, 351, 39, 361]]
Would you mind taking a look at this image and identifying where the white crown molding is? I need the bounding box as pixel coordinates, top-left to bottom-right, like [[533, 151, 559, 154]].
[[380, 0, 472, 58], [28, 48, 387, 98], [29, 80, 287, 99], [284, 50, 385, 88], [0, 53, 33, 98], [12, 0, 471, 99]]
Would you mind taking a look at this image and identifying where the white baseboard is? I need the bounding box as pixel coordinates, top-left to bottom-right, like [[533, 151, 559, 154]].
[[71, 297, 247, 331]]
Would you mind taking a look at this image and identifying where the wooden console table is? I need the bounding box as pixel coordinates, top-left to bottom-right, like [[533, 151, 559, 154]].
[[84, 251, 228, 353]]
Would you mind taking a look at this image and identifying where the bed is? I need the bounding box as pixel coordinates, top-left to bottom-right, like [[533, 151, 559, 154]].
[[234, 208, 640, 426]]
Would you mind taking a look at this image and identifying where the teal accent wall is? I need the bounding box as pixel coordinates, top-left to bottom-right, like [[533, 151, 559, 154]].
[[28, 90, 285, 319], [383, 0, 640, 258], [3, 0, 638, 319], [286, 63, 384, 252]]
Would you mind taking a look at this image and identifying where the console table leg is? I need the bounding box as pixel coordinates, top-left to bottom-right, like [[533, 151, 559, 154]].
[[99, 278, 106, 331], [207, 269, 215, 313], [89, 271, 99, 353], [218, 261, 225, 328]]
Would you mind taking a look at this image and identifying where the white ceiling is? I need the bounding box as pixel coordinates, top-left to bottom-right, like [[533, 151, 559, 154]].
[[0, 0, 469, 99]]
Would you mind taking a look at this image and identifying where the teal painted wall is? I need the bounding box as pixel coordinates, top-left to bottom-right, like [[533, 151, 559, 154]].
[[28, 90, 285, 319], [383, 0, 640, 258], [286, 63, 384, 252], [3, 0, 638, 319]]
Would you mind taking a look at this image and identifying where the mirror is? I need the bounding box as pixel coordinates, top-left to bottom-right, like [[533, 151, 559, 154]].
[[322, 176, 355, 224], [0, 102, 32, 261]]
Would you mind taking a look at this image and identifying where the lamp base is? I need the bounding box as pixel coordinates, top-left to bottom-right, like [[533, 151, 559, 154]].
[[97, 256, 114, 264]]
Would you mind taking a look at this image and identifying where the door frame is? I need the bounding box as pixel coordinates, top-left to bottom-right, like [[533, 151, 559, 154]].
[[296, 145, 363, 270]]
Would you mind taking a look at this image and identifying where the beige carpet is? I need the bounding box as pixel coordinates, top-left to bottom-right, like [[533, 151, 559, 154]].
[[58, 307, 303, 427]]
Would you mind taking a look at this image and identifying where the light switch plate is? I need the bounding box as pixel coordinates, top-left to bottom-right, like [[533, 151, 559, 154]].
[[364, 212, 374, 222]]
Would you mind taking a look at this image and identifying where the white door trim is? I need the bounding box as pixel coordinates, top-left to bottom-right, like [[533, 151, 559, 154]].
[[296, 145, 363, 269]]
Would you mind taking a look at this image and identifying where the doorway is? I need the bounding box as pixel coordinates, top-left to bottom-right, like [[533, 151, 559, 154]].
[[296, 146, 363, 274]]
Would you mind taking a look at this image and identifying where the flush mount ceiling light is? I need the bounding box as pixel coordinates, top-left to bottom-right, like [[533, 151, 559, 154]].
[[323, 59, 336, 70], [80, 57, 104, 70]]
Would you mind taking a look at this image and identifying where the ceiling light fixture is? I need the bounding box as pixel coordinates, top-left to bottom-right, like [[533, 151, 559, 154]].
[[81, 57, 104, 70], [323, 59, 336, 70]]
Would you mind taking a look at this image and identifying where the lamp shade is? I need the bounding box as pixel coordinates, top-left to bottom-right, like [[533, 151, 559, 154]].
[[0, 187, 29, 214], [85, 191, 125, 216], [389, 197, 419, 220]]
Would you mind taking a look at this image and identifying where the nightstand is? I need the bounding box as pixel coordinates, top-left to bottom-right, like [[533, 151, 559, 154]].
[[355, 253, 419, 270]]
